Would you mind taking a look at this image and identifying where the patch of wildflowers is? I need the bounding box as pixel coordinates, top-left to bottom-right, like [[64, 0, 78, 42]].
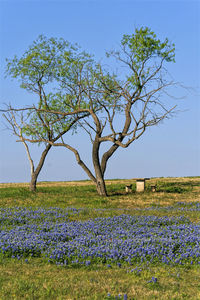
[[0, 206, 200, 267]]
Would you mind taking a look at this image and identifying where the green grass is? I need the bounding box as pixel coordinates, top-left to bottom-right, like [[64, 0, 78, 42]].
[[0, 177, 199, 207], [0, 177, 200, 299], [0, 258, 200, 299]]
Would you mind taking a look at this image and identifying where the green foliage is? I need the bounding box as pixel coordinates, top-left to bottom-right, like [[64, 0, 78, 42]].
[[107, 26, 175, 91], [5, 27, 177, 165], [6, 35, 71, 88], [5, 35, 98, 140], [21, 93, 81, 140], [121, 27, 175, 64]]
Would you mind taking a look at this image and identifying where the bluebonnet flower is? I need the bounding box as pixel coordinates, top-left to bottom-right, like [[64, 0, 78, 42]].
[[0, 206, 200, 267], [148, 276, 158, 283], [85, 260, 91, 266]]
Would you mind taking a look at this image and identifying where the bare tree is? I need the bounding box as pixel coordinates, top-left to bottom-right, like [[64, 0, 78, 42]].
[[3, 108, 52, 191], [3, 104, 89, 191]]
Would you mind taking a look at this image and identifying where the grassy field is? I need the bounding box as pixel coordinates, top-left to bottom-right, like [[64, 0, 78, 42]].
[[0, 177, 200, 299]]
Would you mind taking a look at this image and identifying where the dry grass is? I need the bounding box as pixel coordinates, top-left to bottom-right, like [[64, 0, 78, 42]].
[[0, 179, 133, 188], [0, 176, 198, 186]]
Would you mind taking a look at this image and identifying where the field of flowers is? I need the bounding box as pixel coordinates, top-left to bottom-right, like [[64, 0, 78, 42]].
[[1, 202, 200, 268], [0, 179, 200, 299]]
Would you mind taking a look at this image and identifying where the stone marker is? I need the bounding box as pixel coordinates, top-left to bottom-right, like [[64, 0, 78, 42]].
[[135, 178, 150, 192]]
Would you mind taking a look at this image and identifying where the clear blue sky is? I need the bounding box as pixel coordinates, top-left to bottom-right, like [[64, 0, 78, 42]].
[[0, 0, 199, 183]]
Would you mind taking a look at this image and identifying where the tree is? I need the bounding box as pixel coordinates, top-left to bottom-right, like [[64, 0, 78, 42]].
[[3, 108, 52, 192], [2, 104, 87, 191], [3, 28, 177, 196], [42, 27, 176, 196], [2, 35, 92, 191]]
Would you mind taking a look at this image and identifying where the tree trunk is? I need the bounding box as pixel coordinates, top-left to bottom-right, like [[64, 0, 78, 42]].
[[95, 173, 107, 196], [92, 137, 108, 196], [30, 172, 37, 192], [29, 144, 52, 192]]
